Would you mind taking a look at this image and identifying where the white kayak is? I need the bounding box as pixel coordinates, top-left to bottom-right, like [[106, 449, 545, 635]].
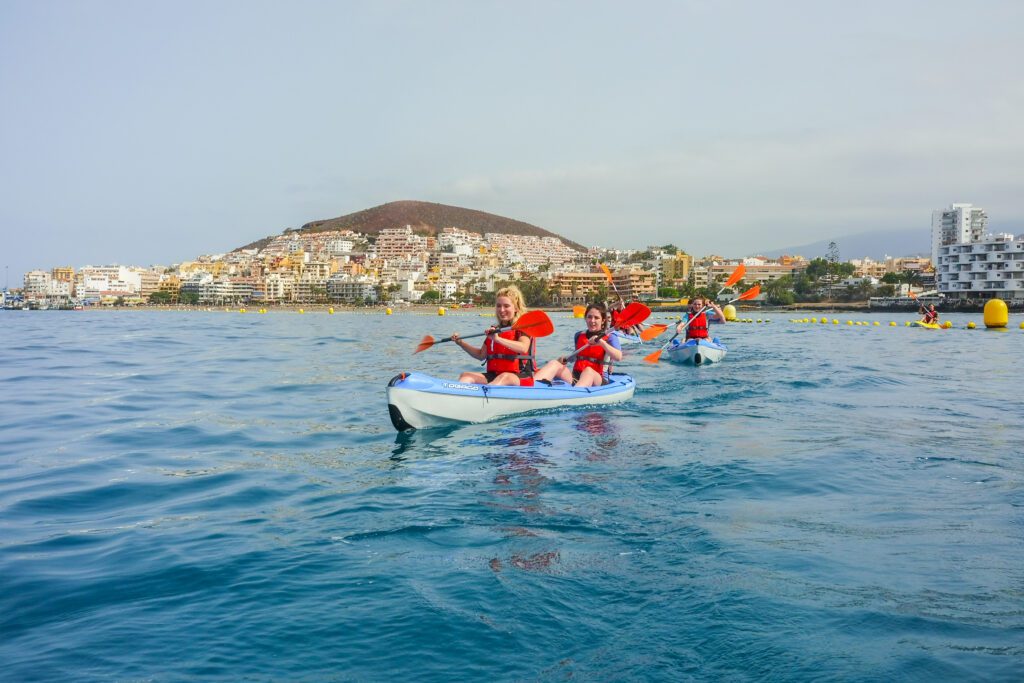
[[387, 371, 636, 431], [666, 337, 728, 365]]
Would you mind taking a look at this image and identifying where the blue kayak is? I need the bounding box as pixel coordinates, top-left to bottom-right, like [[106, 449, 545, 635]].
[[665, 337, 728, 365], [387, 371, 636, 430]]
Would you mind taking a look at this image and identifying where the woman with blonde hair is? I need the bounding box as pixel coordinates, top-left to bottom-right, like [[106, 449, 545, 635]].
[[451, 285, 538, 386]]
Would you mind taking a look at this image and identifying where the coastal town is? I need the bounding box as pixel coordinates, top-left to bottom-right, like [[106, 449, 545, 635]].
[[4, 202, 1019, 311]]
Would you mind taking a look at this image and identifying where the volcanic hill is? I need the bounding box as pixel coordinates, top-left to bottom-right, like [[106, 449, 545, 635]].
[[237, 200, 586, 252]]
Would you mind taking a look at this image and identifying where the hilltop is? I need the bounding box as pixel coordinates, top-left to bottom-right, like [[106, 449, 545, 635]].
[[236, 200, 588, 252]]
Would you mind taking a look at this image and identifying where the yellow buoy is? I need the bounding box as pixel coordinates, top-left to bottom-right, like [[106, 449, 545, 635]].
[[967, 321, 976, 329], [943, 320, 952, 328], [1019, 321, 1024, 329], [889, 321, 896, 326], [983, 299, 1008, 328], [298, 308, 304, 314], [386, 307, 393, 315], [328, 307, 334, 314], [239, 308, 246, 313], [818, 317, 826, 324], [832, 319, 839, 324], [847, 320, 853, 325], [723, 304, 737, 321], [905, 321, 911, 326], [438, 307, 445, 316], [873, 321, 880, 326]]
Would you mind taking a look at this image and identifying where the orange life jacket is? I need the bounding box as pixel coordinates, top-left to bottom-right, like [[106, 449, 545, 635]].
[[686, 311, 709, 339], [572, 331, 610, 377], [485, 329, 536, 378]]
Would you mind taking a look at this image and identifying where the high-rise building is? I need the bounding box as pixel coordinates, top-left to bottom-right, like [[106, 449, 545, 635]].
[[931, 203, 987, 264]]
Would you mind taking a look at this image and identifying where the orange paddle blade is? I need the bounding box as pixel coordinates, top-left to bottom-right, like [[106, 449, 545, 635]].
[[723, 264, 746, 288], [413, 335, 436, 354], [736, 284, 760, 301], [639, 324, 667, 341], [615, 302, 651, 330], [599, 263, 614, 282], [514, 310, 555, 337], [643, 348, 664, 364]]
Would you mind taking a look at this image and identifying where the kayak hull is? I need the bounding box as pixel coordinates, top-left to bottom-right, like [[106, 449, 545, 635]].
[[911, 321, 942, 329], [386, 371, 636, 430], [666, 337, 728, 365]]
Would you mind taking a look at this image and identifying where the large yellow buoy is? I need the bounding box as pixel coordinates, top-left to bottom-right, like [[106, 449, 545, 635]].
[[984, 299, 1008, 328], [723, 304, 737, 321], [386, 307, 393, 315], [438, 307, 446, 316]]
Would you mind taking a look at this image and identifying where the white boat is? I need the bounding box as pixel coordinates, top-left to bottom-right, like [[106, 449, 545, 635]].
[[665, 337, 728, 365], [387, 371, 636, 430]]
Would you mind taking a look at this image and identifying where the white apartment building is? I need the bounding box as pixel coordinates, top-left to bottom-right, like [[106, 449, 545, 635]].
[[932, 203, 987, 265], [935, 232, 1024, 300], [23, 270, 51, 300], [327, 274, 377, 303], [76, 266, 143, 297]]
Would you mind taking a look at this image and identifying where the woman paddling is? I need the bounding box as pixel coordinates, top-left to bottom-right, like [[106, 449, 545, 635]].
[[919, 303, 939, 325], [674, 295, 726, 339], [451, 285, 537, 386], [533, 302, 622, 388]]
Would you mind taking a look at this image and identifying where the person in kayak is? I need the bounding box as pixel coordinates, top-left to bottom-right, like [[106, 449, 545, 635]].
[[675, 296, 726, 339], [451, 285, 537, 386], [919, 303, 938, 325], [533, 302, 622, 387], [609, 298, 642, 337]]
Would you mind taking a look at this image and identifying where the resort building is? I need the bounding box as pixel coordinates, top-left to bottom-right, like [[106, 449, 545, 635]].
[[932, 203, 987, 265], [935, 232, 1024, 301]]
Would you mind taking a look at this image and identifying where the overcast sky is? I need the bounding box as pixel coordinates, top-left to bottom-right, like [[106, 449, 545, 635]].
[[2, 0, 1023, 286]]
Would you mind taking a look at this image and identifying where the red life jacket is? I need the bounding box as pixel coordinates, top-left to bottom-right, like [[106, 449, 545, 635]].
[[924, 310, 938, 323], [686, 311, 709, 339], [485, 329, 536, 381], [572, 331, 609, 377]]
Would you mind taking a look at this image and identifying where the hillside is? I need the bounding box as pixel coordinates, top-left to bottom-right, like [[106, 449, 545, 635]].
[[236, 200, 587, 253]]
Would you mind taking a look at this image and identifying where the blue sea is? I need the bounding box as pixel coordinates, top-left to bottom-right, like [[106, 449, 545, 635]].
[[2, 309, 1022, 682]]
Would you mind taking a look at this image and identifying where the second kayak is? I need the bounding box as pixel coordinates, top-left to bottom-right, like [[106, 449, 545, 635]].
[[665, 337, 728, 365]]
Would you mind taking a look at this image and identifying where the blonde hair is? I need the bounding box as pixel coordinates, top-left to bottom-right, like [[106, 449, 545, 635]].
[[494, 285, 528, 324]]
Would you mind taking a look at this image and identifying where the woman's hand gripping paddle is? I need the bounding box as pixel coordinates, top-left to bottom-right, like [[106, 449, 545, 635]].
[[414, 310, 555, 354], [643, 283, 760, 364]]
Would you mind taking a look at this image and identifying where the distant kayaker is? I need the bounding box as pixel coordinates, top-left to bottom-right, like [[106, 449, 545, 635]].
[[451, 285, 537, 386], [676, 296, 726, 339], [610, 298, 642, 337], [534, 302, 622, 387], [919, 303, 938, 325]]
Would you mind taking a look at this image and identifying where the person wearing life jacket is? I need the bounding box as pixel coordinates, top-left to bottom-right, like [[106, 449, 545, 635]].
[[675, 296, 726, 339], [451, 285, 537, 386], [919, 303, 938, 325], [533, 302, 622, 388]]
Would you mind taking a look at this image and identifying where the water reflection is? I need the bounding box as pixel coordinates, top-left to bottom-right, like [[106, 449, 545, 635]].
[[474, 419, 561, 573]]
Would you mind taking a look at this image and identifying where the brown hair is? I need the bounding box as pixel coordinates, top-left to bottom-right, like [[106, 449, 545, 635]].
[[585, 302, 610, 331]]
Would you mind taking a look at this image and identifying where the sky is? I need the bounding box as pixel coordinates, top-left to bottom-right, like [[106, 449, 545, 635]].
[[2, 0, 1023, 287]]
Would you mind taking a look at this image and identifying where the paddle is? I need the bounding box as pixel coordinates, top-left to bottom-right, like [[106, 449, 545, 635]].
[[643, 284, 760, 364], [414, 310, 555, 354], [639, 324, 668, 341], [599, 263, 623, 302]]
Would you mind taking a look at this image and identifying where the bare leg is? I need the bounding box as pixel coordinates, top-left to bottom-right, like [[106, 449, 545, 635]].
[[487, 372, 522, 386], [574, 367, 604, 388], [533, 359, 565, 383], [458, 371, 488, 384]]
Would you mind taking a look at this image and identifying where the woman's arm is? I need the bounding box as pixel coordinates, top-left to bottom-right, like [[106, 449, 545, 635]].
[[451, 332, 487, 361], [597, 335, 623, 362]]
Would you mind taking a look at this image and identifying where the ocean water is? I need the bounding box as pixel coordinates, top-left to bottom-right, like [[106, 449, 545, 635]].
[[1, 309, 1022, 682]]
